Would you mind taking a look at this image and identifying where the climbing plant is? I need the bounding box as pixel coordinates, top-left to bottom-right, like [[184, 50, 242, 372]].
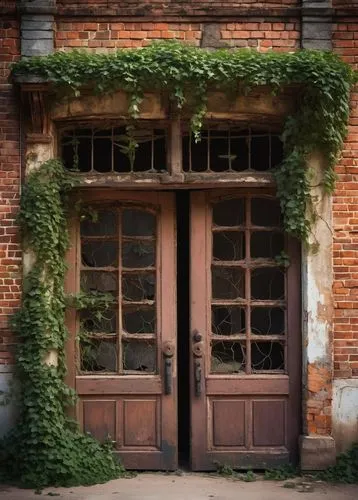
[[12, 41, 357, 240], [0, 159, 124, 488]]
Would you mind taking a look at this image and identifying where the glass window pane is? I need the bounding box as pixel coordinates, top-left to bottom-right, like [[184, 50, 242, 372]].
[[251, 341, 284, 371], [212, 267, 245, 300], [122, 272, 155, 302], [80, 211, 117, 236], [81, 240, 118, 268], [80, 338, 117, 372], [251, 268, 285, 300], [250, 232, 284, 259], [213, 232, 245, 261], [123, 306, 156, 334], [81, 271, 117, 295], [251, 307, 285, 335], [213, 199, 245, 227], [212, 306, 246, 336], [251, 198, 282, 227], [122, 341, 156, 372], [122, 209, 156, 236], [211, 341, 246, 373], [122, 241, 155, 268], [80, 309, 117, 335]]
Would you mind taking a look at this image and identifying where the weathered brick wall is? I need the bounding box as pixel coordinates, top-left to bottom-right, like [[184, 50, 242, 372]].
[[332, 18, 358, 380], [0, 16, 21, 367], [55, 20, 300, 51]]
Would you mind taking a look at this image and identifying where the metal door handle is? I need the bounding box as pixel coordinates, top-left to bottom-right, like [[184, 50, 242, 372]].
[[162, 341, 174, 396], [194, 359, 202, 397], [164, 357, 172, 395]]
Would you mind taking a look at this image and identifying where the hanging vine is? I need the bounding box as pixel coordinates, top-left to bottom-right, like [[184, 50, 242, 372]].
[[0, 159, 124, 488]]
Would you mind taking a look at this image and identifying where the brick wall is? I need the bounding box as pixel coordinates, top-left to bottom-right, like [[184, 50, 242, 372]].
[[332, 18, 358, 379], [0, 16, 21, 367], [55, 20, 300, 51]]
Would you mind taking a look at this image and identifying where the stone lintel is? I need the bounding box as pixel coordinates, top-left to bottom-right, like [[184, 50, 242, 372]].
[[300, 435, 336, 470]]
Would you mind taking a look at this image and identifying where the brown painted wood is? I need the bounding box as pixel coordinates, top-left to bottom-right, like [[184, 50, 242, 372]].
[[190, 190, 301, 470], [65, 191, 177, 470]]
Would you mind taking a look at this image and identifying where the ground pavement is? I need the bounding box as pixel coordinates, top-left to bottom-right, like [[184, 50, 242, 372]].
[[1, 472, 358, 500]]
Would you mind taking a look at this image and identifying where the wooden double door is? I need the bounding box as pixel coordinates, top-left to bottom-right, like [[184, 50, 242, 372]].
[[66, 190, 301, 470]]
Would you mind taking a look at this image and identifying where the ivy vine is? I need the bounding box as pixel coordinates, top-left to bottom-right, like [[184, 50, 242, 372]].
[[0, 159, 124, 488], [12, 41, 357, 240]]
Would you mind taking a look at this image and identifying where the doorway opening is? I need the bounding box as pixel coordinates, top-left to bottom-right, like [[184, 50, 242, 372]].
[[176, 191, 191, 467]]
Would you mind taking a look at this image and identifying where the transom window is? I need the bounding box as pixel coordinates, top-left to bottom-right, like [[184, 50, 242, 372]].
[[60, 124, 283, 176]]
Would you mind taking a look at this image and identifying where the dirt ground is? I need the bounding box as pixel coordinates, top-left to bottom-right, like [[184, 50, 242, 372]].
[[1, 473, 358, 500]]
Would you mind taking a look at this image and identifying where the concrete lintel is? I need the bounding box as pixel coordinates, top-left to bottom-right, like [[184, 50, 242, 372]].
[[300, 435, 336, 470], [302, 38, 332, 50], [21, 38, 54, 57]]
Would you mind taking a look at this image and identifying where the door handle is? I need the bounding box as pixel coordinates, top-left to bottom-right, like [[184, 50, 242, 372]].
[[164, 357, 172, 395], [162, 341, 174, 396], [194, 359, 202, 397]]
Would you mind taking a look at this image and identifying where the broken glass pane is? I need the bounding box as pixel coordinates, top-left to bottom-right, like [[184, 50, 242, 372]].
[[122, 241, 155, 268], [251, 341, 284, 371], [251, 307, 285, 335], [80, 338, 117, 372], [213, 232, 245, 261], [80, 210, 117, 237], [251, 267, 285, 300], [213, 198, 245, 227], [212, 306, 246, 336], [122, 341, 156, 372], [122, 209, 156, 236], [123, 306, 156, 334], [80, 309, 117, 335], [122, 272, 155, 302], [80, 271, 117, 295], [211, 341, 246, 373], [81, 240, 118, 268], [212, 267, 245, 300]]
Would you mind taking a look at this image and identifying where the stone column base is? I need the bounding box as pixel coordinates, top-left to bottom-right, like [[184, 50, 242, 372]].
[[300, 435, 336, 470]]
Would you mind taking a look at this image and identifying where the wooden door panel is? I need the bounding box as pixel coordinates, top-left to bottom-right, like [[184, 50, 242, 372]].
[[190, 191, 300, 470], [66, 191, 177, 470]]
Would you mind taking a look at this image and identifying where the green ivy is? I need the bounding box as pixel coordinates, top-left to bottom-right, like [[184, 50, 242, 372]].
[[11, 42, 357, 240], [0, 160, 124, 488]]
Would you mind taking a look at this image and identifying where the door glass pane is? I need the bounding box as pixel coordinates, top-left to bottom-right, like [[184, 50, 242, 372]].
[[211, 341, 246, 373], [123, 306, 156, 334], [212, 267, 245, 300], [122, 241, 155, 268], [122, 341, 156, 372], [251, 198, 282, 227], [251, 308, 285, 335], [80, 338, 117, 372], [251, 341, 284, 371], [251, 268, 285, 300], [81, 271, 118, 295], [250, 232, 284, 259], [80, 309, 117, 335], [212, 306, 246, 336], [212, 198, 245, 227], [213, 232, 245, 261], [81, 240, 118, 268], [122, 209, 156, 236], [80, 210, 117, 236], [122, 272, 156, 302]]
